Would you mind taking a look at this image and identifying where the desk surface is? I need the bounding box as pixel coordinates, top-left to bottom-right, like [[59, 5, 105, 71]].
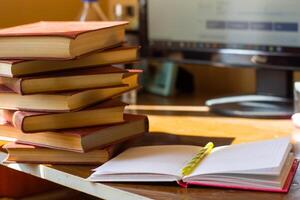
[[1, 93, 299, 200]]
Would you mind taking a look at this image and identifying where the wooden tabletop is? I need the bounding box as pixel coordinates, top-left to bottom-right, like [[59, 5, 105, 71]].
[[1, 93, 299, 200]]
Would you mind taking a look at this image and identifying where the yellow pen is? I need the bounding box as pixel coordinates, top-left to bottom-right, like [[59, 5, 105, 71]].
[[181, 142, 214, 176]]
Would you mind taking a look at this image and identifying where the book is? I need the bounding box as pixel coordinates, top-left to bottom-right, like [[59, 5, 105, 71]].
[[0, 72, 139, 112], [87, 137, 298, 193], [0, 21, 128, 59], [0, 66, 128, 94], [1, 100, 126, 133], [0, 46, 138, 78], [3, 142, 119, 165], [0, 114, 148, 152]]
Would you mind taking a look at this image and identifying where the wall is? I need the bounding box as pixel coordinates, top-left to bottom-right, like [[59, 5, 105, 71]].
[[0, 0, 83, 28]]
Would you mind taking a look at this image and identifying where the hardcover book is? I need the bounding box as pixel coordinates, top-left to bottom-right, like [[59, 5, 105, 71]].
[[0, 21, 128, 59], [0, 46, 138, 77], [1, 100, 126, 133], [0, 114, 148, 153], [0, 66, 128, 94], [0, 72, 139, 112], [3, 142, 120, 165]]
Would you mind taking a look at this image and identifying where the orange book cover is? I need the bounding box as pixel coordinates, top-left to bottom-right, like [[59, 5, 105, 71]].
[[0, 21, 129, 60], [0, 21, 128, 38]]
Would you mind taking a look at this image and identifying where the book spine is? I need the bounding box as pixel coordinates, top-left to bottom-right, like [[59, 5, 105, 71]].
[[12, 79, 23, 94], [0, 78, 23, 94], [2, 110, 25, 132], [19, 79, 25, 95]]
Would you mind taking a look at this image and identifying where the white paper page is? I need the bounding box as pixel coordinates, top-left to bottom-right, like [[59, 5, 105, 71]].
[[187, 137, 291, 177], [92, 145, 200, 177]]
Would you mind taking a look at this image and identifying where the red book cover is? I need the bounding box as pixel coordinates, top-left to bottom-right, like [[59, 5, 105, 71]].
[[180, 160, 299, 193]]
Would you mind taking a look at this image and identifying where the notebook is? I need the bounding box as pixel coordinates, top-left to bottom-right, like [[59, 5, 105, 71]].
[[88, 137, 298, 193]]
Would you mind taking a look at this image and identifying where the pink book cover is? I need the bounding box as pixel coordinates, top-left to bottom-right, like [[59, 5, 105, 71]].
[[177, 159, 299, 193]]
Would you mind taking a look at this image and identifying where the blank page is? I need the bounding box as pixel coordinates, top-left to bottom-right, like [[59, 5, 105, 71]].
[[187, 137, 291, 178], [92, 145, 200, 178]]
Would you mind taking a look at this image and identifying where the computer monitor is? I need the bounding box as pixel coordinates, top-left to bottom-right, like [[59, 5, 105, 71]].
[[140, 0, 300, 118]]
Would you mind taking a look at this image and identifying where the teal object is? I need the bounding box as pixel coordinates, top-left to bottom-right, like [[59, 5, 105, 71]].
[[145, 61, 178, 96]]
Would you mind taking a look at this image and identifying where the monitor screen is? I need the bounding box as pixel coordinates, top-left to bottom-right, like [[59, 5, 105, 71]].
[[147, 0, 300, 56]]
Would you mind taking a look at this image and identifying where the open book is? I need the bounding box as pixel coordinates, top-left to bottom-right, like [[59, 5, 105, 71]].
[[88, 137, 298, 193]]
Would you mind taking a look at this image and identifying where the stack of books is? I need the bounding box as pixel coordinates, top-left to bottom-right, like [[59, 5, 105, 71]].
[[0, 21, 148, 165]]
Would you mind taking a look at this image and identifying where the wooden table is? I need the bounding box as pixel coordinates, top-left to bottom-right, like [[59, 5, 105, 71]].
[[1, 94, 299, 200]]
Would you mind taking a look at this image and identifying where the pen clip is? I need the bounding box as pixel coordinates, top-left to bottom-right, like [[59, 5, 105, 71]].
[[181, 142, 214, 176]]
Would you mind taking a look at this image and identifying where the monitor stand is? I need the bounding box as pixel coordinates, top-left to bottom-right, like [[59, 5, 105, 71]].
[[205, 69, 294, 118]]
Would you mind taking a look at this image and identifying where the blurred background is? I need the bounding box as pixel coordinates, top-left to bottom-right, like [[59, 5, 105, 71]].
[[0, 0, 256, 97]]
